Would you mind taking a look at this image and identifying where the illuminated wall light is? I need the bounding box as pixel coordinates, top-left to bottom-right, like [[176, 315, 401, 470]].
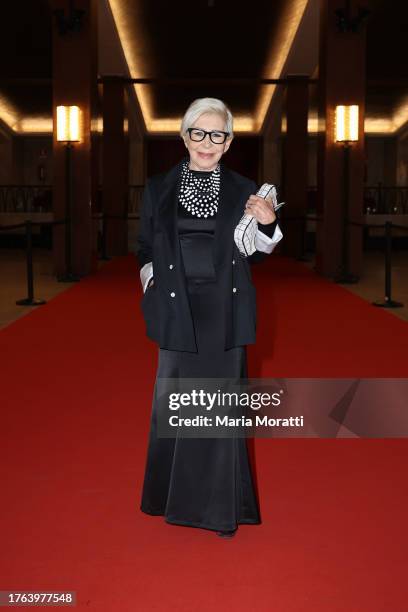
[[146, 115, 255, 134], [3, 111, 403, 136], [19, 118, 53, 133], [108, 1, 151, 131], [392, 96, 408, 132], [334, 105, 359, 142], [256, 0, 309, 131], [91, 116, 104, 134], [364, 118, 393, 134], [56, 105, 81, 142]]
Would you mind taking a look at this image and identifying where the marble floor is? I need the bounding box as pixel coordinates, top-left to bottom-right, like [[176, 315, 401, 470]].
[[1, 247, 407, 331]]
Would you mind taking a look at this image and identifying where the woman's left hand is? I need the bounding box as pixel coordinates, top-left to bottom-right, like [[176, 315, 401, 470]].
[[245, 194, 276, 224]]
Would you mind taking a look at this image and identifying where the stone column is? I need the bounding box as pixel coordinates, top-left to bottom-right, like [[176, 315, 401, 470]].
[[315, 0, 366, 278], [51, 0, 98, 277], [283, 74, 309, 257], [102, 76, 129, 255]]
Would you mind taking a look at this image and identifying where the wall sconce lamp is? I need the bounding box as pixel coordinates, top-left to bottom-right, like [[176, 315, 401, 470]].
[[334, 105, 359, 143], [56, 105, 81, 143], [55, 105, 81, 282]]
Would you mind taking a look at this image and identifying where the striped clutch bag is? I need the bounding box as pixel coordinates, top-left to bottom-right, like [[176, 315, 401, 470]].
[[234, 184, 284, 256]]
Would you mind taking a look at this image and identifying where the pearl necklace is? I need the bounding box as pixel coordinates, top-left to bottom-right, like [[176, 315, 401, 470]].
[[178, 160, 220, 217]]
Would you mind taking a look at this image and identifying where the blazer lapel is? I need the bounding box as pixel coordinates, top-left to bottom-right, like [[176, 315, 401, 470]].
[[157, 160, 183, 260]]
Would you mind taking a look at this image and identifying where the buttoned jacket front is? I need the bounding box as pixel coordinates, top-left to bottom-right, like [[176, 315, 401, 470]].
[[136, 159, 281, 353]]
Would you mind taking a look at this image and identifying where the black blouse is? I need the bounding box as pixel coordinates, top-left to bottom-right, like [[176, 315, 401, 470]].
[[177, 170, 217, 280], [177, 169, 278, 280]]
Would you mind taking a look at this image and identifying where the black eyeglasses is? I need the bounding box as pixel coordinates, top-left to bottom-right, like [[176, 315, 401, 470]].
[[187, 128, 230, 144]]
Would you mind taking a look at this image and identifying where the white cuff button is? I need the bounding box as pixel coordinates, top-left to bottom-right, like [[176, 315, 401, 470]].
[[170, 291, 176, 297]]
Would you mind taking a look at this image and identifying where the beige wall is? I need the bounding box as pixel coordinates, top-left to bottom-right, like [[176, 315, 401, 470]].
[[0, 127, 13, 183], [0, 126, 23, 184], [21, 136, 53, 184], [365, 136, 398, 186], [396, 127, 408, 186], [0, 130, 52, 185]]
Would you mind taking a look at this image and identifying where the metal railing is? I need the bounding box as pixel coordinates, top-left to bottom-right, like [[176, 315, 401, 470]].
[[0, 185, 52, 213], [1, 184, 407, 215], [1, 208, 407, 311], [281, 213, 408, 308], [305, 184, 408, 215], [0, 184, 145, 216], [363, 183, 408, 214]]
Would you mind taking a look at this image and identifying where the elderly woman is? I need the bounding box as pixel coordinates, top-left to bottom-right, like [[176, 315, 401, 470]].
[[137, 97, 283, 538]]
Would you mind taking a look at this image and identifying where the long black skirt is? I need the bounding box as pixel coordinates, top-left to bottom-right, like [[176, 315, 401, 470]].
[[140, 278, 261, 532]]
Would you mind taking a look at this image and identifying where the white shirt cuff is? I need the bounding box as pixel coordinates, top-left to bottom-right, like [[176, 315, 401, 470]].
[[254, 224, 283, 254], [140, 261, 153, 293]]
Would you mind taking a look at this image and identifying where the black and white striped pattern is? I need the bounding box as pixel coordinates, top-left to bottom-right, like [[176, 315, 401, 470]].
[[234, 183, 284, 256]]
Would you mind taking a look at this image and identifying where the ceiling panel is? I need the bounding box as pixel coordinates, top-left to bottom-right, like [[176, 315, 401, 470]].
[[139, 0, 287, 79], [0, 0, 52, 79], [0, 0, 406, 133]]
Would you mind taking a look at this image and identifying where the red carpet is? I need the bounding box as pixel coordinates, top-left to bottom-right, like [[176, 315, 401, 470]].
[[1, 254, 407, 611]]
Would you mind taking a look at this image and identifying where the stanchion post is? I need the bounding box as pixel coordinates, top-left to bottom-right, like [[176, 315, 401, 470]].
[[373, 221, 403, 308], [296, 215, 309, 262], [385, 220, 392, 300], [16, 220, 46, 306], [99, 212, 111, 261]]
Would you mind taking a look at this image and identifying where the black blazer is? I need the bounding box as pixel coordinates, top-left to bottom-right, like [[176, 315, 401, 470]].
[[136, 158, 277, 353]]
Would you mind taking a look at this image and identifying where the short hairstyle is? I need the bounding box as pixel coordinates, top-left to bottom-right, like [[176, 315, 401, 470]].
[[180, 97, 234, 139]]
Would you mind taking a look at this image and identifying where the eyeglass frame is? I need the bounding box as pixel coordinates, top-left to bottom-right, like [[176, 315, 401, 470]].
[[186, 127, 230, 144]]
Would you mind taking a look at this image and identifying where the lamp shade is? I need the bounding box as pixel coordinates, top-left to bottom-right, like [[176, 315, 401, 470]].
[[334, 105, 359, 142], [56, 105, 80, 142]]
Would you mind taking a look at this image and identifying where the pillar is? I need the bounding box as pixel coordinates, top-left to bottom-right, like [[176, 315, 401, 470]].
[[283, 75, 309, 257], [102, 76, 129, 255], [316, 0, 366, 278], [51, 0, 98, 277]]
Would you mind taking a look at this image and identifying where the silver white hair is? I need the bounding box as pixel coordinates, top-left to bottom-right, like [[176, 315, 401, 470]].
[[180, 97, 234, 139]]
